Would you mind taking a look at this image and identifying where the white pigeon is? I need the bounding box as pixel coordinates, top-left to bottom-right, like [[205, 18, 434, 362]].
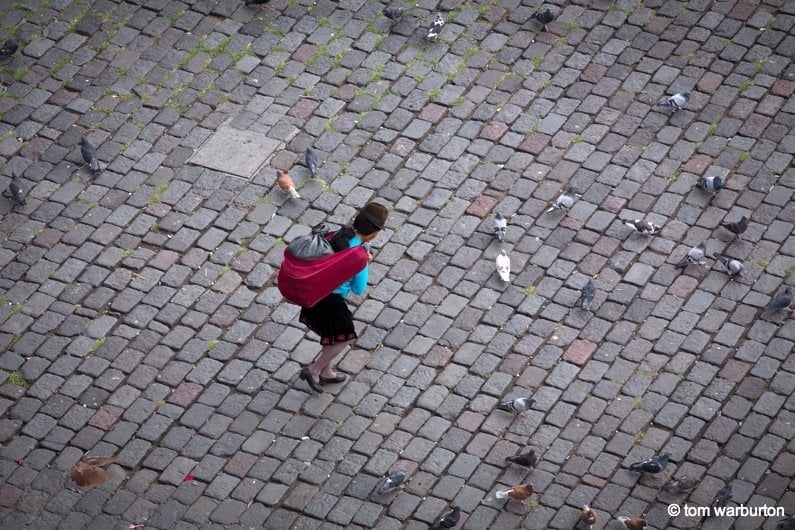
[[426, 13, 444, 40], [496, 249, 511, 282]]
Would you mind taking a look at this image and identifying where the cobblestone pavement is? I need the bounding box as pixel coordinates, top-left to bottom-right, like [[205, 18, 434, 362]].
[[0, 0, 793, 529]]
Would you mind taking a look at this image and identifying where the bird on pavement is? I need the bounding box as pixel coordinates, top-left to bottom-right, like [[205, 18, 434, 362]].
[[376, 469, 407, 496], [709, 484, 732, 516], [5, 172, 26, 206], [493, 212, 507, 242], [505, 449, 538, 468], [578, 278, 595, 311], [0, 39, 18, 60], [497, 396, 534, 415], [496, 249, 510, 282], [426, 13, 445, 40], [546, 186, 577, 214], [617, 515, 647, 530], [713, 254, 743, 279], [431, 506, 461, 529], [763, 286, 792, 313], [496, 483, 533, 503], [674, 242, 706, 268], [628, 452, 672, 474], [383, 6, 404, 23], [531, 7, 554, 31], [621, 218, 661, 236], [70, 456, 116, 487], [662, 475, 697, 494], [276, 169, 300, 199], [695, 175, 724, 194], [657, 92, 690, 110], [579, 505, 597, 530], [305, 146, 319, 178], [80, 136, 100, 176], [720, 215, 748, 240], [777, 514, 795, 530]]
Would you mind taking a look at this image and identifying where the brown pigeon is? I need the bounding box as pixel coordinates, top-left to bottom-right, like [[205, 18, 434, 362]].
[[276, 169, 300, 199], [496, 483, 533, 503], [70, 456, 116, 487]]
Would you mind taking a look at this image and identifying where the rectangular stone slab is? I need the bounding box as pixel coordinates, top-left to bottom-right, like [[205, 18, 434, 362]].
[[188, 124, 282, 179]]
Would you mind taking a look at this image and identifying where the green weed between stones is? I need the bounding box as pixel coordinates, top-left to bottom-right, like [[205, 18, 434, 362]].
[[5, 371, 30, 388]]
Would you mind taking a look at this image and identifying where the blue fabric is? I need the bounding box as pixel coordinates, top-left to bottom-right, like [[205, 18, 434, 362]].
[[333, 235, 368, 297]]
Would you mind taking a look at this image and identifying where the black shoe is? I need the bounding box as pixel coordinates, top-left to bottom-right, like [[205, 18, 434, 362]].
[[299, 367, 323, 393], [319, 373, 348, 385]]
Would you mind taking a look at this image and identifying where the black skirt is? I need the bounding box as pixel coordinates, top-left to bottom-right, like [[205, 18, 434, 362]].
[[299, 293, 357, 345]]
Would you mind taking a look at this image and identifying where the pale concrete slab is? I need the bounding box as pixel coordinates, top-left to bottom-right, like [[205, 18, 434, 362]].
[[189, 124, 282, 178]]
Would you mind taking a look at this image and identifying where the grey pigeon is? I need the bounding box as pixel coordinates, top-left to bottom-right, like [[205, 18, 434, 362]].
[[663, 475, 697, 494], [0, 39, 18, 60], [695, 175, 724, 194], [531, 7, 554, 31], [578, 278, 595, 311], [657, 92, 690, 110], [709, 484, 732, 516], [6, 172, 25, 206], [546, 185, 577, 214], [376, 469, 407, 496], [721, 216, 748, 240], [383, 6, 404, 22], [505, 449, 538, 468], [621, 218, 661, 236], [628, 452, 672, 474], [80, 136, 100, 176], [431, 506, 461, 529], [763, 286, 792, 313], [305, 146, 319, 177], [777, 515, 795, 530], [674, 242, 706, 268], [426, 13, 444, 40], [493, 213, 507, 242], [497, 396, 534, 415], [713, 254, 743, 278]]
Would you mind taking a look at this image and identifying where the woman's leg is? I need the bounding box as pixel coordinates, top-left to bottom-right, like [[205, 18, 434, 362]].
[[309, 339, 353, 379]]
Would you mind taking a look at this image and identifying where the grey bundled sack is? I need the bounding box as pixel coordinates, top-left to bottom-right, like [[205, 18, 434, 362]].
[[287, 223, 334, 260]]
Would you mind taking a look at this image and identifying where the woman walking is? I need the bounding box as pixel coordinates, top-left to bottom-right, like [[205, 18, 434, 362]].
[[298, 202, 389, 393]]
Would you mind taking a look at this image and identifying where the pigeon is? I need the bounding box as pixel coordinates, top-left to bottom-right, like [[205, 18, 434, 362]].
[[431, 506, 461, 529], [578, 278, 595, 311], [496, 249, 510, 282], [495, 483, 533, 503], [709, 484, 732, 516], [621, 218, 661, 236], [505, 449, 538, 468], [657, 92, 690, 110], [546, 186, 577, 214], [305, 146, 319, 178], [695, 175, 724, 194], [497, 396, 534, 415], [80, 136, 100, 176], [383, 6, 404, 23], [763, 286, 792, 313], [70, 456, 116, 487], [721, 215, 748, 240], [628, 452, 672, 474], [493, 212, 507, 242], [662, 475, 697, 494], [426, 13, 445, 40], [376, 469, 407, 496], [531, 8, 554, 31], [580, 505, 597, 530], [713, 254, 743, 278], [5, 172, 25, 206], [777, 515, 795, 530], [617, 516, 647, 530], [674, 242, 706, 268], [276, 169, 300, 199], [0, 39, 18, 60]]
